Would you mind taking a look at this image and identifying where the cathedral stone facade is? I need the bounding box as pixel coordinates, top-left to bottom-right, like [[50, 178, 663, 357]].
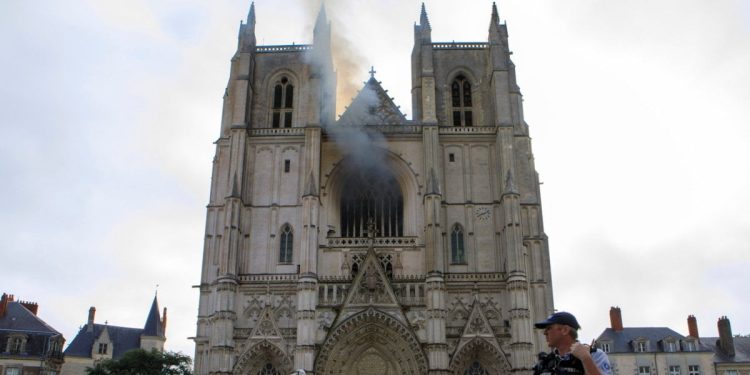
[[194, 3, 554, 374]]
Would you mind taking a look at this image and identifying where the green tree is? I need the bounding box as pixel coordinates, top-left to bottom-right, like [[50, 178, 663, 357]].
[[85, 349, 192, 375]]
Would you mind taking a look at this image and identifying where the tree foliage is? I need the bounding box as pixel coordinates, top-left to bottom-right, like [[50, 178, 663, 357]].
[[85, 349, 192, 375]]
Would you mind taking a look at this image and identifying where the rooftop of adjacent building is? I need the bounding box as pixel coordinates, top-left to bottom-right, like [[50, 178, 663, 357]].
[[64, 323, 146, 360], [63, 295, 166, 360], [597, 307, 747, 361], [0, 293, 60, 336], [700, 336, 750, 364]]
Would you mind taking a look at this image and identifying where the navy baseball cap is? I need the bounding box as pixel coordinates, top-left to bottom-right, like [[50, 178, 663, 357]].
[[534, 312, 581, 330]]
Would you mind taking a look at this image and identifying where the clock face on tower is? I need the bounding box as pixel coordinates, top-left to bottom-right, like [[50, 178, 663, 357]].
[[475, 207, 491, 222]]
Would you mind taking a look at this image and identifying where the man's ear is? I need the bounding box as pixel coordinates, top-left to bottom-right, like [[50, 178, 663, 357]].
[[560, 325, 571, 335]]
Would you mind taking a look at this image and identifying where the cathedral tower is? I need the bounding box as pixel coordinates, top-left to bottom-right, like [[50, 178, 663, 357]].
[[194, 3, 554, 374]]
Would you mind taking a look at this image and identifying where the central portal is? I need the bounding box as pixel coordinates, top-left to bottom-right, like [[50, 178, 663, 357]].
[[315, 309, 428, 375]]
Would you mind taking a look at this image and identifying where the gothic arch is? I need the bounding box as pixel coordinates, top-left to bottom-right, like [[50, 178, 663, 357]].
[[444, 67, 483, 127], [264, 69, 300, 128], [449, 337, 511, 375], [322, 149, 421, 237], [315, 308, 428, 375], [234, 339, 292, 375]]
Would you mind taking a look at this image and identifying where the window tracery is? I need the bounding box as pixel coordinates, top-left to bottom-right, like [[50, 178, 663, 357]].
[[350, 253, 394, 279], [464, 361, 489, 375], [340, 168, 403, 238], [279, 224, 293, 264], [272, 76, 294, 128], [451, 74, 473, 126], [257, 363, 280, 375]]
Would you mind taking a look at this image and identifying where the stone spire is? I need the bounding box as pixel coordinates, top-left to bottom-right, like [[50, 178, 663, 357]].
[[238, 1, 256, 52], [488, 2, 503, 43], [490, 2, 500, 27], [420, 3, 431, 30], [314, 4, 329, 36], [414, 3, 432, 43], [247, 2, 255, 29]]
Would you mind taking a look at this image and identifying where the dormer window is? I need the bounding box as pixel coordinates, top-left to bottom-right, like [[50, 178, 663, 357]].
[[682, 339, 697, 352], [634, 340, 649, 352], [451, 75, 473, 126], [597, 341, 612, 353], [272, 76, 294, 128], [98, 343, 108, 354], [664, 339, 677, 352], [6, 334, 27, 354]]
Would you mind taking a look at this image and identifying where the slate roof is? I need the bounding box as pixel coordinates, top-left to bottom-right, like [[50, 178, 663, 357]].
[[64, 324, 143, 360], [142, 296, 163, 337], [700, 337, 750, 364], [337, 76, 407, 126], [596, 327, 711, 353], [0, 302, 60, 335]]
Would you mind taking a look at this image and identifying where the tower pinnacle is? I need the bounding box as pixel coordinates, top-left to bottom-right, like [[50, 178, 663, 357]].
[[247, 2, 255, 27], [420, 3, 431, 30]]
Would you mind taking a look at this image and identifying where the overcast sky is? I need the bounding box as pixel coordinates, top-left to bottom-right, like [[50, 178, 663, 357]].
[[2, 0, 749, 358]]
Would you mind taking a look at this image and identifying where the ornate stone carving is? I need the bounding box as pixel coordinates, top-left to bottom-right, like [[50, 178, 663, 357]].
[[315, 308, 428, 375]]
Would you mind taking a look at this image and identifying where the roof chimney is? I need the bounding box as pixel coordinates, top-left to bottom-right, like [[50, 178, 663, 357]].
[[19, 300, 39, 315], [717, 316, 735, 356], [610, 306, 623, 332], [0, 293, 12, 318], [162, 307, 168, 336], [87, 306, 96, 332], [687, 315, 699, 338]]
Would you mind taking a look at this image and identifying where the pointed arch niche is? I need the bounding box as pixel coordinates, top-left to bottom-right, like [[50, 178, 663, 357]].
[[449, 337, 511, 375], [233, 340, 292, 375], [323, 150, 421, 238]]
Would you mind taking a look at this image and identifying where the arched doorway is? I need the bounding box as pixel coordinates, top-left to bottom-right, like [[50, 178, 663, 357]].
[[449, 338, 511, 375], [315, 308, 428, 375], [233, 340, 292, 375]]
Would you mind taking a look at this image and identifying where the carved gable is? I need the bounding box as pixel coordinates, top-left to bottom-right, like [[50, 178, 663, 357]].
[[341, 246, 400, 308], [337, 76, 407, 126]]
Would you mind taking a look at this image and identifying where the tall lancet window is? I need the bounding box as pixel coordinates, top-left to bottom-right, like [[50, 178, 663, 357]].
[[451, 74, 473, 126], [340, 167, 403, 238], [279, 224, 293, 264], [451, 223, 465, 264], [272, 76, 294, 128]]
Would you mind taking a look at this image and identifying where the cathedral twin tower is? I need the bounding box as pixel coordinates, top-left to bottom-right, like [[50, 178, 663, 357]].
[[194, 3, 554, 374]]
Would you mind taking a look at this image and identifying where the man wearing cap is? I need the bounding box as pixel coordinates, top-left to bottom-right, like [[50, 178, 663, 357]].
[[534, 311, 612, 375]]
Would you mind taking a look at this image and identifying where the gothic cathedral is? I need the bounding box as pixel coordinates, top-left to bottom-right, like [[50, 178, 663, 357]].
[[194, 3, 554, 374]]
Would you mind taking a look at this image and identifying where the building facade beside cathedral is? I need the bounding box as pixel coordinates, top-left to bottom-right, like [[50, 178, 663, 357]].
[[194, 3, 554, 374]]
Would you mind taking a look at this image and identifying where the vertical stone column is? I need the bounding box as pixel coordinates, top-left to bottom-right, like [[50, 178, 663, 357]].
[[503, 180, 534, 372], [425, 271, 449, 374], [295, 274, 318, 372], [423, 125, 443, 273], [209, 277, 237, 375]]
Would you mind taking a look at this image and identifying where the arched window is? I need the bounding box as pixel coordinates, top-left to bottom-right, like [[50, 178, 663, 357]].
[[279, 224, 293, 264], [464, 361, 489, 375], [340, 166, 403, 238], [451, 75, 473, 126], [257, 363, 280, 375], [272, 76, 294, 128], [451, 223, 465, 264]]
